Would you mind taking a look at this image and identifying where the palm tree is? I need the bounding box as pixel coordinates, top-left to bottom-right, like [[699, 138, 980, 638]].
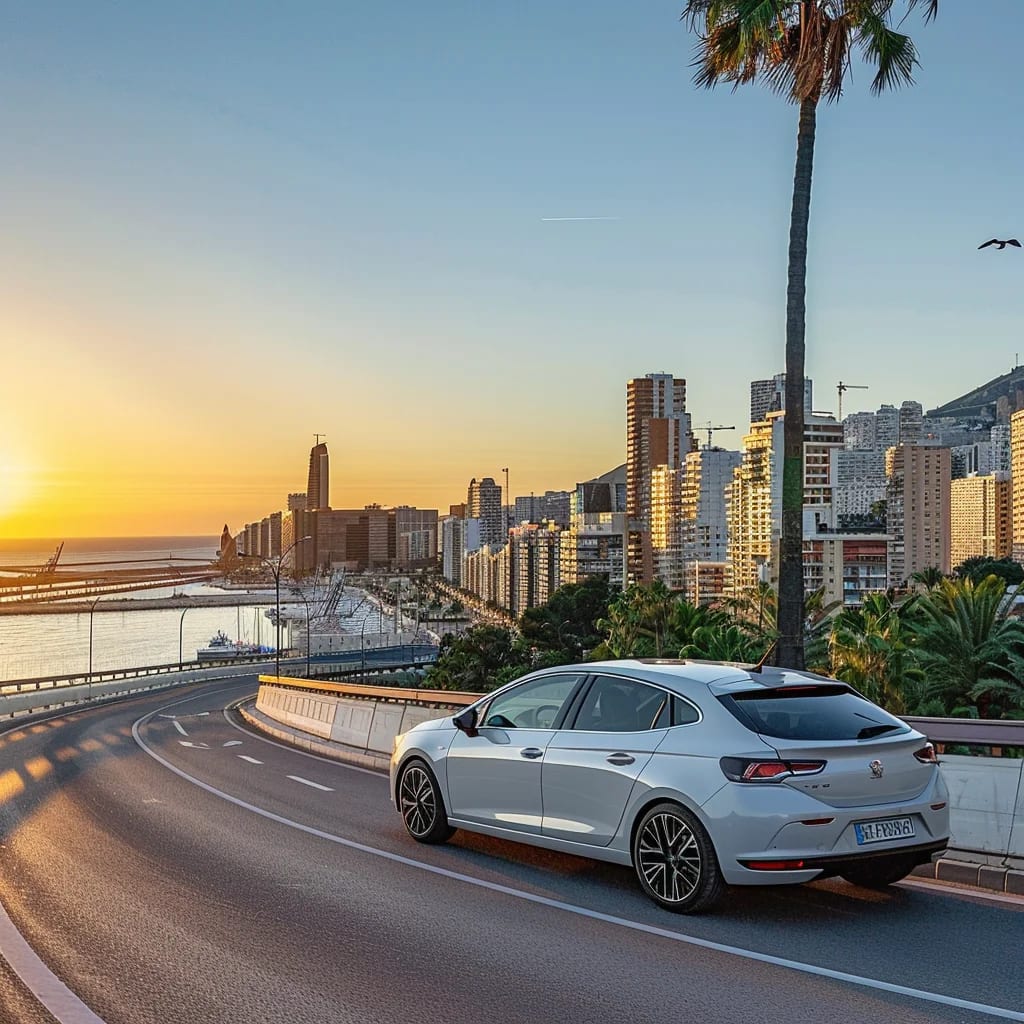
[[681, 0, 938, 669], [828, 593, 922, 714], [911, 566, 945, 592], [912, 576, 1024, 718]]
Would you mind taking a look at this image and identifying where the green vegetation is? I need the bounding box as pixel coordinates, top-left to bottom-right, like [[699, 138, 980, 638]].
[[680, 1, 938, 669], [423, 572, 1024, 719]]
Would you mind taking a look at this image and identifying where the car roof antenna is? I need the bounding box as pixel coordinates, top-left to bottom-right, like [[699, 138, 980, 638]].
[[749, 640, 777, 674]]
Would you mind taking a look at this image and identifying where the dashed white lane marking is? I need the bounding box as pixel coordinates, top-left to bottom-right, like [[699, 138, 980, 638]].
[[238, 755, 263, 765], [178, 741, 209, 749], [287, 775, 333, 792], [223, 740, 243, 747], [172, 721, 188, 736], [131, 693, 1024, 1024]]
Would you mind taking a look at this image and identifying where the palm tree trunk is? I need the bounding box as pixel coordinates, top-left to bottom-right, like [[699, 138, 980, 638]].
[[776, 97, 817, 670]]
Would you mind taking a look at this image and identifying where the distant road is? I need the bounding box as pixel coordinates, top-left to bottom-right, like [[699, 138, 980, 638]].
[[1, 680, 1022, 1024]]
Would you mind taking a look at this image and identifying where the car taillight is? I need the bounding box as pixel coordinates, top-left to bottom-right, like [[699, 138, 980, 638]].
[[720, 757, 826, 782], [914, 743, 938, 764]]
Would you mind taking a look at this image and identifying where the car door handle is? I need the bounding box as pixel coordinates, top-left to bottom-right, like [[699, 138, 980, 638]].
[[606, 753, 635, 766], [520, 747, 544, 759]]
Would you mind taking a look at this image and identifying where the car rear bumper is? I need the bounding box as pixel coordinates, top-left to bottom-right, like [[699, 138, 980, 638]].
[[736, 838, 948, 877]]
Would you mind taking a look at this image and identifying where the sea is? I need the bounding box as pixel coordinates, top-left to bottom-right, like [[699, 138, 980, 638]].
[[0, 537, 295, 682]]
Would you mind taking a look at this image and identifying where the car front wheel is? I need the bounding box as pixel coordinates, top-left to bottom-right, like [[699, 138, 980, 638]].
[[398, 759, 455, 845], [632, 802, 724, 914]]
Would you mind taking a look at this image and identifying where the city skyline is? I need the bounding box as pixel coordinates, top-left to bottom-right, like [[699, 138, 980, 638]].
[[1, 1, 1021, 538]]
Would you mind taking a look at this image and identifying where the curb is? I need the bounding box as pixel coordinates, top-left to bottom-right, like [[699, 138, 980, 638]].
[[912, 857, 1024, 896]]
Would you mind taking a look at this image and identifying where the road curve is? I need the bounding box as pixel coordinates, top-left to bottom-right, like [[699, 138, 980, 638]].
[[0, 678, 1022, 1024]]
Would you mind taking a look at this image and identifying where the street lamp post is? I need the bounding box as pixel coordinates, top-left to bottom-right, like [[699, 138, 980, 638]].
[[178, 602, 193, 671], [241, 536, 311, 679], [290, 586, 312, 678]]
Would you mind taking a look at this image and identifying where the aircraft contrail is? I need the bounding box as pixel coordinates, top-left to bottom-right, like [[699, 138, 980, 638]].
[[541, 216, 619, 222]]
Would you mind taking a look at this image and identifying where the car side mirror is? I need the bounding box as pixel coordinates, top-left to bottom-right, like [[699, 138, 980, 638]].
[[453, 707, 479, 737]]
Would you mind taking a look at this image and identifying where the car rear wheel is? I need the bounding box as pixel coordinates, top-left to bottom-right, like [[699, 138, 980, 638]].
[[632, 802, 725, 914], [398, 759, 455, 845]]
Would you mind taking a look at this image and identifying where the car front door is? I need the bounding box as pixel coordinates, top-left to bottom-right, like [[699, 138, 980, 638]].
[[445, 672, 584, 834], [541, 674, 671, 847]]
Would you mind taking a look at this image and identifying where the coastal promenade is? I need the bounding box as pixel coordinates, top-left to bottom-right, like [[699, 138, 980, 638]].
[[0, 593, 280, 616]]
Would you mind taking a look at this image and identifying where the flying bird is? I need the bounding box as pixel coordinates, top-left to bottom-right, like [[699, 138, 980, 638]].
[[978, 238, 1021, 249]]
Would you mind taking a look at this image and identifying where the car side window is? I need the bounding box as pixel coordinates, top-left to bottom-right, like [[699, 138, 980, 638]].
[[481, 674, 581, 730], [571, 675, 670, 733]]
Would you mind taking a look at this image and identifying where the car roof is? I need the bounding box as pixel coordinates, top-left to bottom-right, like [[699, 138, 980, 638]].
[[573, 658, 840, 695]]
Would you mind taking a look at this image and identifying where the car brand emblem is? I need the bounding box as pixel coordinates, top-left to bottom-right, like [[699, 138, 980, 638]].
[[869, 759, 884, 778]]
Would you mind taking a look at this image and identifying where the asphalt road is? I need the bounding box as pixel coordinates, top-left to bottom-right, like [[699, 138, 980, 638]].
[[1, 678, 1022, 1024]]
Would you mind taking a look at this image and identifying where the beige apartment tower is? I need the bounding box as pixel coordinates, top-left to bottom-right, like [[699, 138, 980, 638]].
[[1012, 410, 1024, 564], [950, 473, 1012, 569], [886, 444, 952, 586]]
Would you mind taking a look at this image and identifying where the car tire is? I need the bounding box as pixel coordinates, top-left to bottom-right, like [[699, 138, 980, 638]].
[[840, 855, 917, 889], [398, 759, 455, 845], [632, 802, 725, 914]]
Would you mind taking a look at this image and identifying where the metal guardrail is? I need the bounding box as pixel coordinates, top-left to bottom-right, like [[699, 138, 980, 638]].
[[904, 716, 1024, 748], [261, 676, 477, 707]]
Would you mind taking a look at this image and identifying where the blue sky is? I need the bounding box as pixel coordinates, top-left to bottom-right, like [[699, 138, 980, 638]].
[[0, 1, 1021, 534]]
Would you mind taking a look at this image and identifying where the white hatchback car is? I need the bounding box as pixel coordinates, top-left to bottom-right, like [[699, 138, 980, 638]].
[[390, 660, 949, 913]]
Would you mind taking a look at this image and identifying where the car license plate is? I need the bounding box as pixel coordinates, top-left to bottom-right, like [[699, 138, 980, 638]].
[[854, 817, 915, 845]]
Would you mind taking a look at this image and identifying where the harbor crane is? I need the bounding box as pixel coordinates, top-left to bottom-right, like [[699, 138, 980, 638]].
[[836, 381, 869, 420], [698, 422, 736, 449]]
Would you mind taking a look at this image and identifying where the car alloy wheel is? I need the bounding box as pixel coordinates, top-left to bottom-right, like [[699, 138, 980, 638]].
[[633, 802, 724, 913], [398, 760, 455, 845]]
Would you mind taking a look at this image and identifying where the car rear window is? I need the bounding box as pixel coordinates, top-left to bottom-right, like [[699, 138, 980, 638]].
[[718, 685, 911, 741]]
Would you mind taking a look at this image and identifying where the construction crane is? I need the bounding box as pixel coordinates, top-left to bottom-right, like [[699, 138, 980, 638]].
[[698, 422, 736, 449], [836, 381, 869, 420]]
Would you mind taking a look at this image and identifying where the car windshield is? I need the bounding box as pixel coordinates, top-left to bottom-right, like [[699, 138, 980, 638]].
[[718, 685, 911, 741]]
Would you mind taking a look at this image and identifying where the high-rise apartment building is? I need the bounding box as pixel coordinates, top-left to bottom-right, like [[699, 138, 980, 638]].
[[991, 423, 1011, 474], [680, 448, 741, 603], [1011, 409, 1024, 563], [875, 405, 900, 451], [749, 373, 813, 425], [441, 516, 481, 586], [726, 412, 845, 596], [467, 477, 504, 546], [287, 493, 307, 512], [886, 444, 951, 586], [561, 466, 628, 588], [899, 401, 924, 445], [509, 523, 562, 614], [650, 465, 684, 589], [831, 448, 887, 523], [306, 442, 330, 510], [843, 411, 876, 450], [950, 473, 1012, 568], [626, 373, 694, 582]]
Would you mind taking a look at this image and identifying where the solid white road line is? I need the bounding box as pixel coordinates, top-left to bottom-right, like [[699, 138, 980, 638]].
[[286, 775, 333, 792], [133, 701, 1024, 1024], [0, 887, 108, 1024], [172, 721, 187, 736], [238, 755, 264, 765]]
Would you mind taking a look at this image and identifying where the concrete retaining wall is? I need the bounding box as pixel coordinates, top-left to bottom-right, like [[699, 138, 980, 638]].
[[257, 684, 450, 755]]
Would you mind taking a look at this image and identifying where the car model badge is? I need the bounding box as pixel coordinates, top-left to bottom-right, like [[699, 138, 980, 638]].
[[869, 759, 884, 778]]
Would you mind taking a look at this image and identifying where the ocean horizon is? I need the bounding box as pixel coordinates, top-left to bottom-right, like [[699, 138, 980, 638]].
[[0, 536, 221, 569]]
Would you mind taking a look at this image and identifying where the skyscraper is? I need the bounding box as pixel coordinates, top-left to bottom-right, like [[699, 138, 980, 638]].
[[467, 476, 503, 546], [306, 441, 330, 510], [886, 444, 951, 585], [749, 373, 813, 426], [626, 373, 695, 582], [950, 473, 1012, 568]]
